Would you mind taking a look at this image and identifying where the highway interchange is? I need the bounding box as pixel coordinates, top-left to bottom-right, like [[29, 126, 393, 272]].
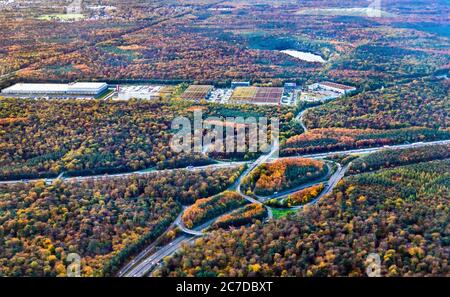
[[115, 106, 450, 277], [1, 100, 448, 277], [118, 138, 449, 277]]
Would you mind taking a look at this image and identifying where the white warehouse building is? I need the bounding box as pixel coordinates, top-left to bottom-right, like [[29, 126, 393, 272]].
[[117, 85, 163, 100], [1, 82, 108, 98], [307, 81, 356, 94]]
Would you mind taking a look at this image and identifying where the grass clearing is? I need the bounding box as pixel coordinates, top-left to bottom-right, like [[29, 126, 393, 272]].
[[272, 208, 297, 219], [38, 14, 85, 21]]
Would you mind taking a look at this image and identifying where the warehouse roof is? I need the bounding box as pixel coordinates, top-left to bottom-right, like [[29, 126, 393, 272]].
[[2, 83, 68, 93], [68, 82, 108, 89], [319, 81, 356, 91], [1, 82, 108, 93]]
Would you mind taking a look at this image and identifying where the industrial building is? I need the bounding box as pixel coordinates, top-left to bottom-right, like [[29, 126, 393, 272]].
[[231, 81, 251, 89], [284, 82, 297, 91], [307, 81, 356, 94], [116, 85, 163, 100], [1, 82, 109, 98]]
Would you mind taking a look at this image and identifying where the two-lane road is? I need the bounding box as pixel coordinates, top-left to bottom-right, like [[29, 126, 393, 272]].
[[295, 108, 309, 133]]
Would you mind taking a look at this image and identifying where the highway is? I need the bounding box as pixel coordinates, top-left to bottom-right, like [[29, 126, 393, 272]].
[[0, 161, 248, 185], [175, 214, 210, 237], [117, 210, 184, 277], [121, 160, 349, 277], [292, 162, 350, 210], [0, 96, 447, 277], [234, 138, 280, 219], [116, 112, 450, 277], [120, 138, 281, 277], [122, 134, 258, 277], [122, 234, 194, 277], [1, 140, 448, 186], [280, 139, 450, 161], [122, 215, 215, 277]]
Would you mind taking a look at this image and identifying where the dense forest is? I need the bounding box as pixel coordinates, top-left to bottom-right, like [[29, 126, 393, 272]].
[[280, 127, 450, 156], [0, 166, 243, 276], [181, 191, 247, 229], [281, 78, 449, 157], [303, 79, 449, 130], [280, 78, 450, 156], [266, 183, 325, 208], [1, 1, 448, 86], [0, 98, 294, 180], [155, 160, 450, 277], [240, 158, 327, 196], [0, 0, 449, 279], [211, 203, 267, 230], [348, 144, 450, 174]]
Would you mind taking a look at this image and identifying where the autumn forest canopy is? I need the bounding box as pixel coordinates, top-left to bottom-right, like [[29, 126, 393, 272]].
[[0, 166, 244, 276], [155, 160, 450, 277], [0, 98, 295, 180], [0, 0, 448, 280], [0, 0, 449, 88]]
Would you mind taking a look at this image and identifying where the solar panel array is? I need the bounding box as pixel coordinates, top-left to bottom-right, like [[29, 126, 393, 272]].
[[231, 87, 282, 104], [254, 87, 283, 104], [180, 85, 213, 101], [230, 87, 258, 102]]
